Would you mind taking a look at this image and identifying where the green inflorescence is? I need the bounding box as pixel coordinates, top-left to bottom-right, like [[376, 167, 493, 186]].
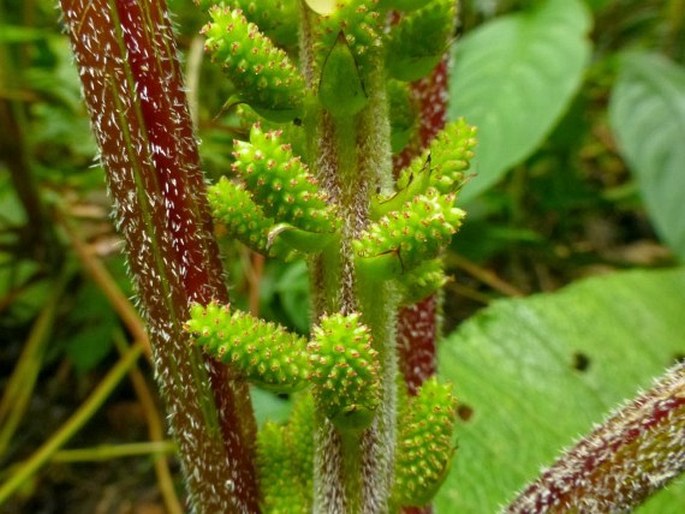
[[393, 377, 458, 507], [191, 0, 472, 510], [257, 395, 314, 513], [308, 312, 381, 430], [202, 5, 306, 122], [232, 124, 339, 235], [207, 177, 295, 260], [372, 117, 476, 219], [396, 118, 478, 195], [385, 0, 457, 82], [355, 189, 466, 278], [397, 258, 448, 306], [228, 0, 300, 50], [185, 302, 310, 392]]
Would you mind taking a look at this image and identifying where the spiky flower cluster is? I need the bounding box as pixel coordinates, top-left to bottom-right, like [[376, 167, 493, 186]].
[[207, 177, 294, 260], [308, 313, 381, 430], [232, 125, 338, 234], [185, 302, 309, 392], [393, 377, 458, 506], [202, 6, 305, 121], [258, 395, 315, 513], [355, 189, 465, 278]]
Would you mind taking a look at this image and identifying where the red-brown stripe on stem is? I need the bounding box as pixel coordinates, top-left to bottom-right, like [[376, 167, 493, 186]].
[[59, 1, 259, 512]]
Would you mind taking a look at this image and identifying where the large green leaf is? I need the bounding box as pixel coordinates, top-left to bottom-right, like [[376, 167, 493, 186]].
[[436, 268, 685, 512], [609, 52, 685, 261], [448, 0, 592, 202]]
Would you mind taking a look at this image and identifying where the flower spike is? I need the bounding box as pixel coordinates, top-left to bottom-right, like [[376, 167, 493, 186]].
[[355, 189, 465, 279], [308, 313, 381, 430], [203, 6, 306, 122], [232, 124, 339, 235], [392, 377, 458, 506], [185, 302, 310, 392], [208, 177, 295, 260]]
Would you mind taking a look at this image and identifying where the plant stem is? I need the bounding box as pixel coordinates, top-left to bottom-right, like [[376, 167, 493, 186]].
[[0, 272, 69, 458], [58, 1, 259, 511], [505, 361, 685, 513], [51, 441, 176, 462]]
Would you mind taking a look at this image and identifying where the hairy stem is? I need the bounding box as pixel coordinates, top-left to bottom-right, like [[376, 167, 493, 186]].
[[59, 1, 259, 512], [505, 362, 685, 513]]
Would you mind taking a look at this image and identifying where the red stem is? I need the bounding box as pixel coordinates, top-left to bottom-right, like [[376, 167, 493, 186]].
[[59, 1, 259, 511]]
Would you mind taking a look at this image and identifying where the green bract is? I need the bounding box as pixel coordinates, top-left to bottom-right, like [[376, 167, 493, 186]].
[[319, 31, 369, 118], [203, 6, 306, 122]]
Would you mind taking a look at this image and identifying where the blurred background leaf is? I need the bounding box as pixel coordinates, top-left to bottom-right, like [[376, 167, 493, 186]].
[[610, 52, 685, 260], [449, 0, 592, 202]]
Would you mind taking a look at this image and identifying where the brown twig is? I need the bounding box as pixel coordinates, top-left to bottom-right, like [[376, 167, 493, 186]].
[[446, 252, 525, 298]]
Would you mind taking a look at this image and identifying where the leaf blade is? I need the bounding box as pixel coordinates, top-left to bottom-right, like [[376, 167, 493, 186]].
[[436, 268, 685, 512], [609, 52, 685, 260], [448, 0, 592, 201]]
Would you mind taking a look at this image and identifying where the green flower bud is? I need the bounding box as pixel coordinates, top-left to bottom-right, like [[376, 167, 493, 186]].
[[398, 258, 448, 306], [208, 177, 295, 260], [257, 395, 314, 513], [356, 189, 465, 279], [397, 118, 477, 195], [232, 124, 339, 234]]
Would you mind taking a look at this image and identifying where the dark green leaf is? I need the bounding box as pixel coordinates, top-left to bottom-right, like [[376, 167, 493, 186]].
[[609, 52, 685, 260], [448, 0, 592, 202]]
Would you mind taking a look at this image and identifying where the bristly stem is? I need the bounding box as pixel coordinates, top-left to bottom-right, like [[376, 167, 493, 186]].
[[59, 1, 259, 512], [505, 362, 685, 513]]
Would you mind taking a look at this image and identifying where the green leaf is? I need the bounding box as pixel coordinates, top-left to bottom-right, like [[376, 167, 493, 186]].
[[448, 0, 591, 202], [436, 267, 685, 512], [609, 52, 685, 260]]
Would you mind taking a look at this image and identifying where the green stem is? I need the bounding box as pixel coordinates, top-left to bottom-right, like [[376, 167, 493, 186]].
[[51, 441, 176, 463], [0, 343, 144, 505], [0, 272, 69, 458]]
